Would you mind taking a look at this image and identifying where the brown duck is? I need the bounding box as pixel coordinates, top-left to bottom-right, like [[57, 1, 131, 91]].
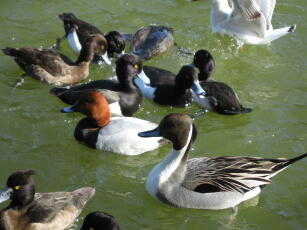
[[3, 32, 108, 85]]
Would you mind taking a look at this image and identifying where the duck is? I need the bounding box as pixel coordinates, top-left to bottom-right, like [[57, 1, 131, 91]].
[[131, 25, 174, 60], [57, 12, 126, 64], [3, 34, 108, 85], [191, 49, 252, 114], [207, 0, 296, 45], [61, 90, 166, 155], [134, 65, 207, 106], [80, 211, 120, 230], [140, 49, 251, 114], [50, 54, 146, 117], [0, 169, 95, 230], [138, 113, 307, 209]]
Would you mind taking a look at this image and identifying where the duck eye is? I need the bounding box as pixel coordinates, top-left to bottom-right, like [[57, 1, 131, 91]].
[[134, 64, 138, 69], [101, 45, 105, 49], [14, 186, 20, 190], [116, 44, 120, 48], [89, 228, 94, 230]]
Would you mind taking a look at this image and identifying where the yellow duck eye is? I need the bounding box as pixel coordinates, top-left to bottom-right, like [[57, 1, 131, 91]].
[[14, 186, 20, 190], [134, 64, 138, 69], [101, 45, 105, 49], [89, 228, 94, 230]]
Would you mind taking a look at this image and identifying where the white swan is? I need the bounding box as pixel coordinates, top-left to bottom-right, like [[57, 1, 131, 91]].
[[207, 0, 296, 45]]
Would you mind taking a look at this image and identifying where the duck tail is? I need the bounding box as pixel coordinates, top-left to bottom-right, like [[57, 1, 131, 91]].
[[240, 107, 252, 114], [260, 25, 296, 44], [271, 153, 307, 175]]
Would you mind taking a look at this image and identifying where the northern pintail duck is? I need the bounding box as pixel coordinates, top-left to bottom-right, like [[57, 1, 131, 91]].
[[58, 12, 125, 64], [134, 65, 206, 106], [207, 0, 296, 45], [0, 169, 95, 230], [3, 34, 108, 85], [50, 54, 145, 117], [61, 90, 166, 155], [139, 113, 307, 209], [132, 25, 174, 60], [191, 50, 252, 114], [81, 211, 120, 230]]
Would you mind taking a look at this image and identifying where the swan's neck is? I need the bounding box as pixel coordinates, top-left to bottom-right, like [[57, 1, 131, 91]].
[[146, 125, 193, 197], [210, 0, 232, 31]]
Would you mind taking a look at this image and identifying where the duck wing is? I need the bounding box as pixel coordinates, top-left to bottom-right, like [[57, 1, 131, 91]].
[[183, 155, 304, 194], [25, 187, 95, 229], [143, 65, 176, 86]]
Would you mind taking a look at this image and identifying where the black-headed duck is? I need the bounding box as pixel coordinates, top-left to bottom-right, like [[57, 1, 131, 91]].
[[139, 113, 307, 209], [50, 54, 146, 117], [0, 169, 95, 230], [58, 12, 126, 64], [131, 25, 174, 60], [191, 50, 252, 114], [61, 90, 166, 155], [134, 65, 206, 106], [3, 34, 108, 85], [81, 211, 120, 230]]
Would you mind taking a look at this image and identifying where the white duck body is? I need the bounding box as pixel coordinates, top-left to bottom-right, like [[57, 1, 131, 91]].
[[96, 117, 163, 155], [208, 0, 296, 45]]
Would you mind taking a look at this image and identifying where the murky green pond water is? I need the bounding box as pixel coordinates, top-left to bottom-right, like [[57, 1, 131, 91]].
[[0, 0, 306, 229]]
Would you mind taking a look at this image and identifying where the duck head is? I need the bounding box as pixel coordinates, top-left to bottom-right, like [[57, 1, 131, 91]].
[[77, 34, 110, 64], [61, 90, 111, 127], [80, 211, 121, 230], [139, 113, 197, 150], [105, 31, 126, 58], [115, 54, 147, 86], [175, 65, 207, 97], [191, 50, 215, 81], [0, 169, 36, 209]]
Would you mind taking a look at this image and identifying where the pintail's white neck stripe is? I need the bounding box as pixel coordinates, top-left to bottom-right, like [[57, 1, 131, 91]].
[[158, 124, 193, 184]]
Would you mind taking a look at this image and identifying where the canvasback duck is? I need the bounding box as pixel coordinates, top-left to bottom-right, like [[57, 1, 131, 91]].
[[57, 13, 126, 64], [134, 65, 207, 106], [50, 54, 146, 117], [0, 169, 95, 230], [132, 25, 174, 60], [81, 211, 120, 230], [3, 34, 108, 85], [191, 50, 252, 114], [61, 90, 166, 155], [139, 113, 307, 209], [207, 0, 296, 45]]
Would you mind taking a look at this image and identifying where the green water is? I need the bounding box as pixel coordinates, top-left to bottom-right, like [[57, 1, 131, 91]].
[[0, 0, 306, 229]]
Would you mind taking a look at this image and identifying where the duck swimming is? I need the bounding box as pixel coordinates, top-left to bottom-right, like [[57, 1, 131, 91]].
[[207, 0, 296, 45], [61, 90, 166, 155], [131, 25, 174, 60], [139, 113, 307, 209], [80, 211, 120, 230], [50, 54, 146, 117], [3, 34, 108, 85], [191, 50, 252, 114], [134, 65, 206, 106], [57, 12, 126, 64], [0, 169, 95, 230]]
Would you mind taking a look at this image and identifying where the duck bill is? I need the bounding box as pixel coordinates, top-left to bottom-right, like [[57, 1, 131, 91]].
[[101, 52, 112, 65], [61, 105, 75, 113], [138, 127, 160, 138], [0, 187, 12, 203], [191, 80, 206, 98], [137, 70, 151, 84], [189, 62, 195, 67]]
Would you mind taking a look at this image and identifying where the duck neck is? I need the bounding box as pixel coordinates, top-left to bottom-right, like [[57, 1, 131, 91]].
[[157, 125, 194, 186], [75, 42, 94, 65]]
